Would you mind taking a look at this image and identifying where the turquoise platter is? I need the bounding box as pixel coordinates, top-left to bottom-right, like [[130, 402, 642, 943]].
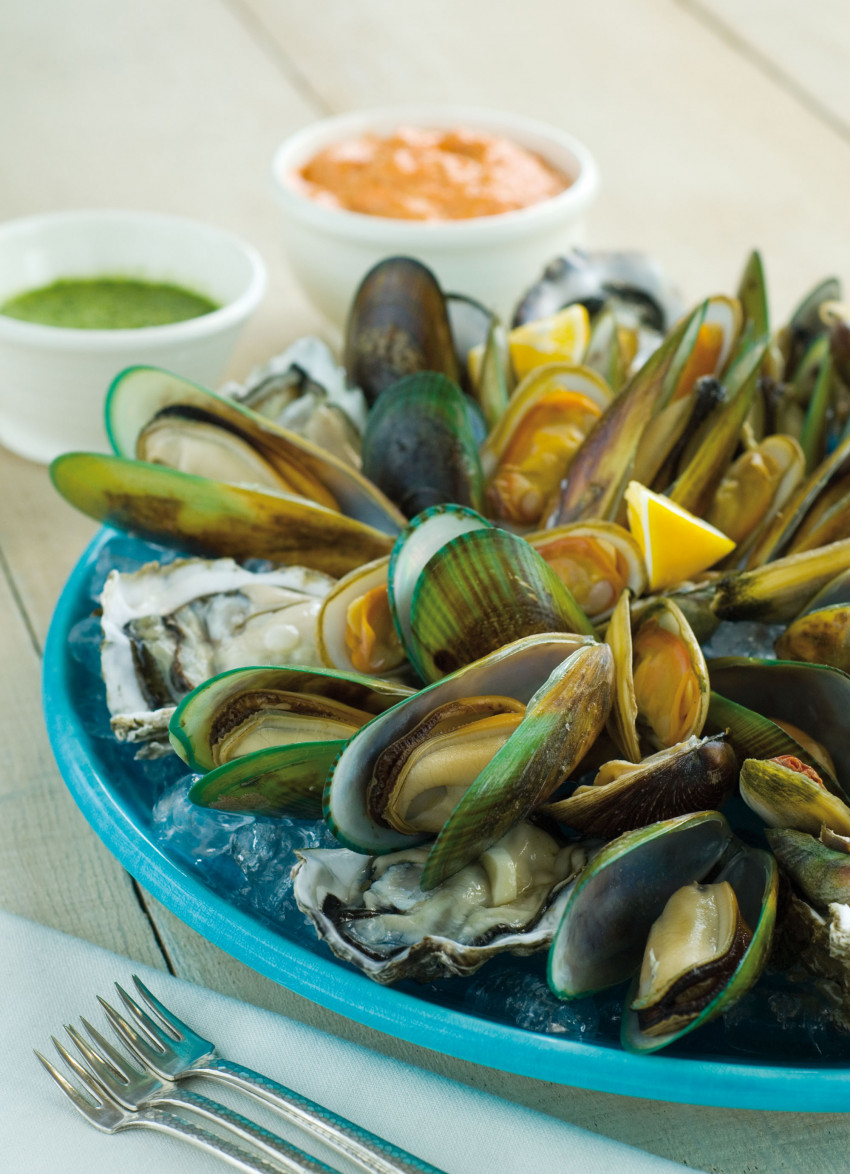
[[42, 527, 850, 1110]]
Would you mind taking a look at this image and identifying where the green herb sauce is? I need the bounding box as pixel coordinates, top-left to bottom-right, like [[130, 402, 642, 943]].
[[0, 277, 219, 329]]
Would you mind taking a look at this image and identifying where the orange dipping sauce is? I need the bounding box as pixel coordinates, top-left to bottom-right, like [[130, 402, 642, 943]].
[[293, 126, 572, 221]]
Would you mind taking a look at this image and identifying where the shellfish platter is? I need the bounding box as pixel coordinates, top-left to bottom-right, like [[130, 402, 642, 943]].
[[44, 250, 850, 1107]]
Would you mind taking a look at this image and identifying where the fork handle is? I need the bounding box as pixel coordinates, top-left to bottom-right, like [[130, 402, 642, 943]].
[[137, 1104, 317, 1174], [197, 1059, 447, 1174], [158, 1088, 341, 1174]]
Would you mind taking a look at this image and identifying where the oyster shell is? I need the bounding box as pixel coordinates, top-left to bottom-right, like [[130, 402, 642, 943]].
[[292, 820, 592, 983], [100, 557, 333, 753]]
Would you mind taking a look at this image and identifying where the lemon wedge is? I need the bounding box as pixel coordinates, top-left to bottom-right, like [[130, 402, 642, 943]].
[[508, 305, 589, 381], [624, 480, 735, 590]]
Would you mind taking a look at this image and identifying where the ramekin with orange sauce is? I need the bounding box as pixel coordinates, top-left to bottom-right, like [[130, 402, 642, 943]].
[[271, 107, 598, 324]]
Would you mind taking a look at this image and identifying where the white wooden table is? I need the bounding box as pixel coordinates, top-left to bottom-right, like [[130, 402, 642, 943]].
[[2, 2, 850, 1169]]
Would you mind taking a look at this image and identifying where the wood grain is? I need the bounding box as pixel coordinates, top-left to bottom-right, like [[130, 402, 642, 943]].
[[243, 0, 850, 322], [695, 0, 850, 136]]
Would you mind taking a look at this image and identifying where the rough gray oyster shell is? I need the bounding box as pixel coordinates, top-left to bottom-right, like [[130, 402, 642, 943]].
[[292, 821, 592, 983]]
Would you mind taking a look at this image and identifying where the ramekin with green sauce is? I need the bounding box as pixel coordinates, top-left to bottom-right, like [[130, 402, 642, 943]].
[[0, 210, 266, 463]]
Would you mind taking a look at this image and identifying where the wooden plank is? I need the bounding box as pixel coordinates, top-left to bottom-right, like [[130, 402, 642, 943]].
[[0, 0, 328, 436], [693, 0, 850, 135], [243, 0, 850, 323], [0, 551, 164, 962]]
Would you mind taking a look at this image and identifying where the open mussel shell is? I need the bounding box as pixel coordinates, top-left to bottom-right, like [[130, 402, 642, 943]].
[[705, 691, 838, 792], [711, 538, 850, 624], [543, 302, 704, 527], [189, 741, 338, 820], [316, 555, 408, 678], [548, 811, 734, 1000], [407, 527, 596, 683], [50, 453, 394, 576], [623, 596, 709, 753], [479, 364, 613, 528], [420, 643, 615, 890], [775, 603, 850, 674], [387, 503, 492, 678], [291, 821, 594, 983], [344, 257, 459, 406], [169, 665, 413, 773], [704, 433, 805, 558], [745, 432, 850, 567], [105, 365, 404, 534], [666, 342, 761, 518], [773, 565, 850, 672], [527, 522, 646, 622], [361, 372, 484, 518], [603, 589, 640, 761], [737, 249, 769, 341], [707, 657, 850, 799], [766, 827, 850, 907], [542, 735, 737, 840], [620, 846, 778, 1054], [739, 757, 850, 836], [324, 633, 595, 856]]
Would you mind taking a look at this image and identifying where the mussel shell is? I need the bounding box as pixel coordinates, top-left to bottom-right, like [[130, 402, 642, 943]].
[[739, 757, 850, 836], [705, 691, 838, 792], [775, 604, 850, 673], [105, 365, 404, 534], [420, 643, 615, 890], [604, 588, 640, 761], [620, 846, 778, 1054], [766, 827, 850, 907], [707, 657, 850, 799], [316, 555, 408, 678], [527, 522, 646, 622], [344, 257, 459, 406], [50, 453, 395, 576], [387, 503, 492, 677], [169, 665, 413, 772], [737, 250, 769, 341], [324, 633, 594, 856], [188, 740, 339, 820], [628, 597, 709, 752], [543, 304, 703, 526], [547, 811, 733, 999], [479, 364, 613, 527], [361, 372, 484, 518], [745, 431, 850, 566], [407, 527, 596, 683], [712, 539, 850, 624], [543, 736, 738, 839]]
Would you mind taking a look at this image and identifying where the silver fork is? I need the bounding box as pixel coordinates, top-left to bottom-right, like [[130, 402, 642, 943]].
[[35, 1046, 311, 1174], [105, 976, 446, 1174], [58, 1022, 341, 1174]]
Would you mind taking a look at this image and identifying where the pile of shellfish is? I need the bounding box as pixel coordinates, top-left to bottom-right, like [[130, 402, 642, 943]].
[[51, 249, 850, 1055]]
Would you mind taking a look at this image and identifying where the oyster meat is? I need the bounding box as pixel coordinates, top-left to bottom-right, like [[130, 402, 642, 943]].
[[101, 557, 334, 754], [292, 821, 592, 983]]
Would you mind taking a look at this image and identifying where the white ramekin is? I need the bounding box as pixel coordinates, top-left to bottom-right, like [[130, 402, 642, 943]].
[[0, 210, 267, 464], [270, 105, 599, 327]]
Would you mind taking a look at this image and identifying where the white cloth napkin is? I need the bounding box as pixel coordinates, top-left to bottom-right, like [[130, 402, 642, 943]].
[[0, 908, 698, 1173]]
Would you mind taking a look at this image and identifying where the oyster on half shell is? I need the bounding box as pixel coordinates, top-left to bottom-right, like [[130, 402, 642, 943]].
[[101, 557, 334, 755], [292, 821, 593, 983]]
